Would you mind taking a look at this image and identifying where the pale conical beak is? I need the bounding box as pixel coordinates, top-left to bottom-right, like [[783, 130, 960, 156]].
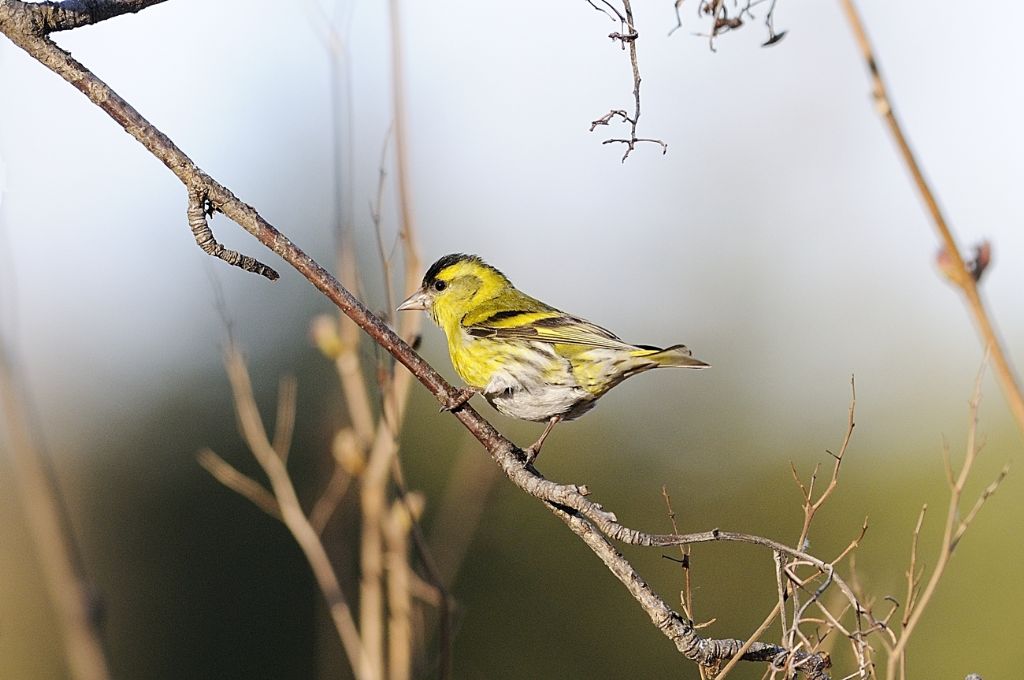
[[397, 290, 430, 312]]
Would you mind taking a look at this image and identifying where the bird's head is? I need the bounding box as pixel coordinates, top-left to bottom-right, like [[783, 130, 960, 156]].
[[397, 253, 511, 329]]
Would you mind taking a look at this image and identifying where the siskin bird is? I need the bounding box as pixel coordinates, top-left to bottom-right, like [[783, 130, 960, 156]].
[[397, 254, 708, 462]]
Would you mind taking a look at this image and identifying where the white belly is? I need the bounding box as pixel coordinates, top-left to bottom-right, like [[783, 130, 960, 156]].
[[485, 382, 595, 422]]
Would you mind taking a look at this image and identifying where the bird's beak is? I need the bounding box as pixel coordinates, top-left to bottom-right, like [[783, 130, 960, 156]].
[[397, 290, 430, 312]]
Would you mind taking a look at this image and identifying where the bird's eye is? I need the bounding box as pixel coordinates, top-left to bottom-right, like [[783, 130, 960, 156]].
[[433, 280, 447, 292]]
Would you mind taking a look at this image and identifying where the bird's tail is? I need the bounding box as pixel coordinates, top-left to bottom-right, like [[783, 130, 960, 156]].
[[635, 344, 710, 369]]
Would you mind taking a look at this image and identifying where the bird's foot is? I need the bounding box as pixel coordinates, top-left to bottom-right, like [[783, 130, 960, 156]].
[[440, 386, 479, 413], [522, 415, 562, 466]]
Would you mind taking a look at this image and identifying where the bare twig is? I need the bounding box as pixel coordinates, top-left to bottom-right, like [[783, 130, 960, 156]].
[[587, 0, 667, 161], [684, 0, 785, 50], [271, 375, 298, 460], [794, 378, 856, 551], [389, 455, 456, 680], [885, 367, 1008, 679], [839, 0, 1024, 438], [187, 189, 278, 280], [219, 348, 371, 680], [197, 449, 281, 520]]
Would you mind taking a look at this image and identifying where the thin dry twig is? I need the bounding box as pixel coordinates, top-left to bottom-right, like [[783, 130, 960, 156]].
[[901, 505, 927, 630], [219, 348, 371, 680], [309, 465, 354, 535], [770, 379, 870, 676], [884, 368, 1008, 680], [839, 0, 1024, 439], [587, 0, 667, 161], [197, 448, 281, 520], [660, 487, 708, 629], [794, 377, 856, 551]]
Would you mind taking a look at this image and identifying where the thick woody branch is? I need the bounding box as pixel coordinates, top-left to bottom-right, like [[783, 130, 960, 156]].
[[1, 0, 168, 34], [0, 5, 834, 676], [44, 0, 168, 32]]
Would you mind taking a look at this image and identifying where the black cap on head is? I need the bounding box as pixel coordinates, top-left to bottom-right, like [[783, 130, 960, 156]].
[[422, 253, 508, 288]]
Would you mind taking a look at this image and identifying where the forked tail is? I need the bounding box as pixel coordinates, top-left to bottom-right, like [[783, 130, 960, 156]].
[[637, 343, 710, 368]]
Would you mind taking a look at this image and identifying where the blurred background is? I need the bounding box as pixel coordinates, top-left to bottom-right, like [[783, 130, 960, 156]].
[[1, 0, 1022, 678]]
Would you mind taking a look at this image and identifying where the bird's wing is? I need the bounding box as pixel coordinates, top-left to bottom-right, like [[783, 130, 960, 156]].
[[466, 313, 636, 350]]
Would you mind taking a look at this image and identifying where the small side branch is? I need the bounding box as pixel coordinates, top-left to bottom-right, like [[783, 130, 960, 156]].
[[187, 191, 279, 280], [209, 347, 372, 680]]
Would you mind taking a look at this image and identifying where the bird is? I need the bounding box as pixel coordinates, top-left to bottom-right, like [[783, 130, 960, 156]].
[[397, 253, 708, 463]]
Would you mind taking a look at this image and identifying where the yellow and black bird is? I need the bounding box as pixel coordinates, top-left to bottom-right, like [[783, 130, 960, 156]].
[[398, 254, 708, 462]]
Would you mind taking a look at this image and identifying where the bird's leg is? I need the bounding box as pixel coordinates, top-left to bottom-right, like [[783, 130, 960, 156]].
[[524, 415, 562, 465], [440, 386, 480, 412]]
